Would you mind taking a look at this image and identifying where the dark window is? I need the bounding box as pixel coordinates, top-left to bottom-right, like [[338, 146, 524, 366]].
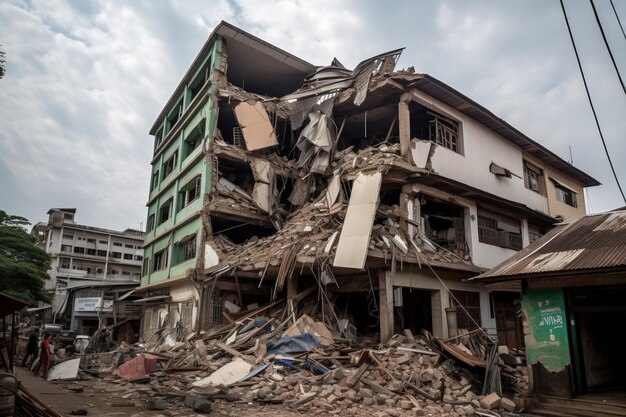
[[111, 252, 122, 259], [87, 238, 96, 243], [73, 247, 85, 254], [123, 253, 133, 260], [451, 290, 482, 330], [162, 151, 178, 180], [142, 258, 150, 276], [62, 234, 73, 240], [146, 214, 155, 232], [153, 248, 169, 271], [154, 128, 164, 149], [429, 113, 459, 153], [96, 268, 103, 274], [99, 240, 108, 244], [158, 199, 173, 225], [179, 176, 202, 210], [60, 257, 71, 269], [183, 239, 196, 261], [188, 64, 209, 104], [61, 245, 72, 252], [97, 250, 107, 257], [523, 161, 545, 195], [86, 248, 96, 256], [134, 255, 143, 261], [183, 119, 205, 160], [478, 212, 522, 251], [124, 244, 134, 248], [113, 242, 122, 247], [555, 184, 577, 207], [151, 170, 160, 191], [166, 101, 183, 134]]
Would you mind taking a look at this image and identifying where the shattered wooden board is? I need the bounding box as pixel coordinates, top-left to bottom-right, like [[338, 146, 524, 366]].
[[234, 101, 278, 151], [333, 172, 382, 269]]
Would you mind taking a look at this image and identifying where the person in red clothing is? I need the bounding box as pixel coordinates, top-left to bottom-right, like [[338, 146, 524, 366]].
[[38, 333, 52, 379]]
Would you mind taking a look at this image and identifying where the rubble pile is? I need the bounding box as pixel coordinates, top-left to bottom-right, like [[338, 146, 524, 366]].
[[206, 141, 475, 278], [74, 306, 528, 417]]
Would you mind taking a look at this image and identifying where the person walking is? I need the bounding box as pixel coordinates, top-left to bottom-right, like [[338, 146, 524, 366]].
[[38, 333, 52, 379], [21, 329, 38, 367]]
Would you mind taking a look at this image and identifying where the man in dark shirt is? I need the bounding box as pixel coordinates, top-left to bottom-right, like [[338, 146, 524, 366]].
[[21, 329, 38, 367]]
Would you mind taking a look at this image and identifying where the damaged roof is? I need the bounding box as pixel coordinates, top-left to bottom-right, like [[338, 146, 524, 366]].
[[345, 73, 599, 188], [471, 210, 626, 282], [150, 21, 316, 134]]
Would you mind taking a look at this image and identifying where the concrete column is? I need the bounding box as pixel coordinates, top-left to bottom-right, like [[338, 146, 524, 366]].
[[398, 95, 412, 161], [379, 270, 394, 343]]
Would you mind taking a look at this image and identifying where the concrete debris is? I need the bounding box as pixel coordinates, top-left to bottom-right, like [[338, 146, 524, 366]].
[[67, 311, 528, 416], [47, 358, 81, 381]]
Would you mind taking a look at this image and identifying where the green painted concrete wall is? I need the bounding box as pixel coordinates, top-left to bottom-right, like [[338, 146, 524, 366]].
[[141, 36, 223, 287], [522, 288, 571, 371]]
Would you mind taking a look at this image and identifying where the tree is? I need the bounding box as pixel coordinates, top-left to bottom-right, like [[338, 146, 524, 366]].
[[0, 210, 51, 303]]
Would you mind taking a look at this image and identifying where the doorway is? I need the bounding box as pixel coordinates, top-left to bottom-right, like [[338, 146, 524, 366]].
[[568, 286, 626, 395], [399, 288, 433, 335], [492, 291, 525, 350]]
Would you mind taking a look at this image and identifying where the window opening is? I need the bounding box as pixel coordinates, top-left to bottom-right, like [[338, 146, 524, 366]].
[[478, 210, 522, 250], [524, 161, 545, 195], [162, 151, 178, 180], [158, 199, 173, 225], [409, 102, 462, 154]]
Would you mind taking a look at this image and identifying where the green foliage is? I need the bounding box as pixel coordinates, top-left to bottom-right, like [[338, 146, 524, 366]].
[[0, 210, 51, 303]]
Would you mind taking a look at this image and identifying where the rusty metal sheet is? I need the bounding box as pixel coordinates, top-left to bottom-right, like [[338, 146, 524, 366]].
[[473, 210, 626, 282], [435, 339, 486, 368]]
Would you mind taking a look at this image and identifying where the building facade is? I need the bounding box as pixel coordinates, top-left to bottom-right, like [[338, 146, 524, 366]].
[[138, 22, 598, 345], [32, 208, 144, 335], [473, 210, 626, 413]]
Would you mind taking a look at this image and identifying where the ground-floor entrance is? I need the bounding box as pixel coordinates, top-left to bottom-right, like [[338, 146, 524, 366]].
[[568, 286, 626, 396]]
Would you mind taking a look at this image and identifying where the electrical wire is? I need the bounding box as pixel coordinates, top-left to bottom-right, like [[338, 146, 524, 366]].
[[560, 0, 626, 204], [589, 0, 626, 95], [609, 0, 626, 40]]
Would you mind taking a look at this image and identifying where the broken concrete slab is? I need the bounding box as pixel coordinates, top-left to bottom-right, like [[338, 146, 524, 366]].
[[191, 357, 253, 388], [48, 358, 81, 381], [333, 171, 382, 269], [233, 100, 278, 151]]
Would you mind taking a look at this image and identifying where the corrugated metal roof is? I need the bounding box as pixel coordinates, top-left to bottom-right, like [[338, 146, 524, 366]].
[[471, 210, 626, 281]]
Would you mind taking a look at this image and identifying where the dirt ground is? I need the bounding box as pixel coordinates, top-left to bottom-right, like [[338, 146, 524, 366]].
[[14, 367, 343, 417]]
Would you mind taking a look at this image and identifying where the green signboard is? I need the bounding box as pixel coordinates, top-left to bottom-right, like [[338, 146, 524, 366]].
[[522, 288, 571, 371]]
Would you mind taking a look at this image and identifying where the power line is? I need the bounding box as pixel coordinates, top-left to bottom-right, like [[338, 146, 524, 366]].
[[590, 0, 626, 95], [609, 0, 626, 41], [559, 0, 626, 204]]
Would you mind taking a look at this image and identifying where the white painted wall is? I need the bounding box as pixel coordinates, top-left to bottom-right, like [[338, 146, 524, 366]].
[[409, 89, 559, 215], [393, 269, 497, 339]]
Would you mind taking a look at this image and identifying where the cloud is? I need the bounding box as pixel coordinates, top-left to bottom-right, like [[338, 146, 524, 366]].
[[0, 0, 624, 231]]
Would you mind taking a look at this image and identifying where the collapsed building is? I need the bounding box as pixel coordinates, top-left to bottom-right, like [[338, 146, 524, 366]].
[[137, 21, 599, 347]]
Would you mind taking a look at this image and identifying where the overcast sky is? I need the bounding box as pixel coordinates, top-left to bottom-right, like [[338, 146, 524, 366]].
[[1, 0, 625, 230]]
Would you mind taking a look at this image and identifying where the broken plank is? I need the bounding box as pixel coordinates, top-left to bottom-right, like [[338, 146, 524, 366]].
[[215, 342, 242, 357], [347, 362, 369, 387], [361, 378, 395, 396], [397, 346, 438, 356]]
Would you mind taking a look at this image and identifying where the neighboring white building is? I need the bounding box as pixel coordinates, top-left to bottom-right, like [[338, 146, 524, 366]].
[[32, 208, 145, 335]]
